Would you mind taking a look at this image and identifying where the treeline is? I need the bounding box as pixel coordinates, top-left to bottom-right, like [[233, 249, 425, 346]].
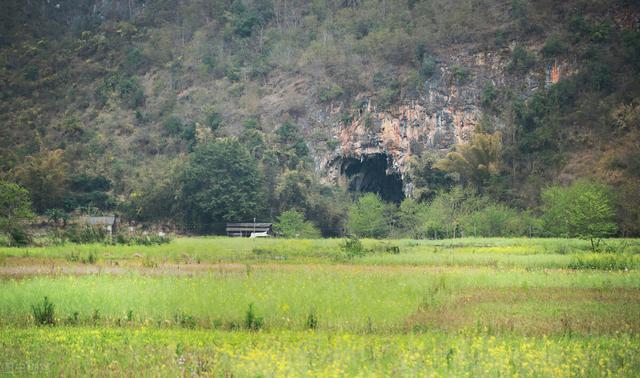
[[0, 132, 623, 249], [0, 0, 639, 243], [344, 179, 616, 244]]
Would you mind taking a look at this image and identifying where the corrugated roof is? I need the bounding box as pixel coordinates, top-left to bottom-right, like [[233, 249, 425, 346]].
[[227, 223, 272, 228], [226, 227, 272, 232], [78, 216, 116, 225]]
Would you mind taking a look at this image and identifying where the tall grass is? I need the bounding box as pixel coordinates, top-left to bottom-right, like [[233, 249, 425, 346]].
[[1, 268, 638, 330], [1, 237, 638, 268]]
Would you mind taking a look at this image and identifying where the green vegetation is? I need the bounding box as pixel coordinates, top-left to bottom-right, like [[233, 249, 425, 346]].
[[435, 133, 502, 192], [0, 236, 639, 374], [0, 180, 34, 246], [0, 0, 636, 241], [31, 296, 55, 326], [177, 138, 265, 233], [542, 180, 617, 249], [347, 193, 391, 238], [1, 328, 638, 376], [1, 1, 639, 374], [273, 209, 321, 238]]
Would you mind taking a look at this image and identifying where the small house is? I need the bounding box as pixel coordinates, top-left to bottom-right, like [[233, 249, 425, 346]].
[[226, 223, 273, 237], [77, 215, 118, 235]]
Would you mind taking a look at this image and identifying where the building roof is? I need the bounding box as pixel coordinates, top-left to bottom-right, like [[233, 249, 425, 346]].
[[78, 215, 116, 226], [226, 223, 273, 228], [226, 223, 273, 232]]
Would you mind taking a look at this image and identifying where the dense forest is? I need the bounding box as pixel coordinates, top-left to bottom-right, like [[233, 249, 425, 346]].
[[0, 0, 639, 241]]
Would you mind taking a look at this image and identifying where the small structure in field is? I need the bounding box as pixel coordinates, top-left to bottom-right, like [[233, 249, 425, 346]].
[[77, 215, 118, 235], [226, 223, 273, 237]]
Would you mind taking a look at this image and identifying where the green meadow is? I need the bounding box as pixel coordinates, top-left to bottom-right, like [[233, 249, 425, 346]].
[[1, 237, 639, 376]]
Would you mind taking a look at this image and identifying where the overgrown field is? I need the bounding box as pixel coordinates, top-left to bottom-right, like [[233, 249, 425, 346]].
[[1, 237, 639, 376]]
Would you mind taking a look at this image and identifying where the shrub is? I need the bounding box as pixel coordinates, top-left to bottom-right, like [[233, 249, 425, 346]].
[[420, 55, 437, 78], [8, 227, 31, 246], [568, 254, 636, 271], [305, 310, 318, 330], [385, 245, 400, 254], [460, 203, 533, 237], [509, 46, 536, 72], [63, 225, 108, 244], [451, 65, 469, 84], [163, 115, 183, 136], [244, 303, 263, 331], [589, 20, 611, 42], [32, 297, 55, 326], [115, 233, 171, 246], [541, 35, 565, 57], [225, 64, 241, 81], [174, 311, 197, 329], [140, 255, 157, 268], [542, 180, 617, 250], [341, 236, 369, 259], [116, 76, 144, 109], [582, 61, 612, 93], [65, 311, 80, 326], [273, 209, 321, 238], [346, 193, 391, 238], [318, 84, 343, 102], [122, 47, 147, 73], [205, 111, 223, 132], [83, 250, 97, 264], [393, 198, 428, 238], [377, 81, 401, 109], [481, 83, 498, 110]]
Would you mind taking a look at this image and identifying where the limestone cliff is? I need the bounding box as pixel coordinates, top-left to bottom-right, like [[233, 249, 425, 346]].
[[310, 50, 575, 193]]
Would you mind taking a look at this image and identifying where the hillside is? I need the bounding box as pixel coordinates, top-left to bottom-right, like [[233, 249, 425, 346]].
[[1, 0, 639, 235]]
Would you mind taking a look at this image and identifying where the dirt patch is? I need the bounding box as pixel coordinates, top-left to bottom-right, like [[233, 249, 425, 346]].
[[405, 287, 640, 335], [0, 257, 503, 279]]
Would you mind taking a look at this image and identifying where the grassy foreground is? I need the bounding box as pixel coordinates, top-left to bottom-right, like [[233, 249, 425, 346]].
[[1, 237, 639, 376], [2, 328, 639, 377]]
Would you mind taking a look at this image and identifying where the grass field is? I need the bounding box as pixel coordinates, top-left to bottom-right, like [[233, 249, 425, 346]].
[[1, 237, 639, 376]]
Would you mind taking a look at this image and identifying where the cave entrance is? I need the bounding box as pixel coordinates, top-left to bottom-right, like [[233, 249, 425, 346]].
[[341, 154, 404, 203]]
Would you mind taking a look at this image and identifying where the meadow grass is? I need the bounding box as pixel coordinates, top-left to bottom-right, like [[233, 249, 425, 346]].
[[1, 267, 638, 332], [1, 327, 639, 377], [1, 237, 639, 376], [1, 237, 639, 269]]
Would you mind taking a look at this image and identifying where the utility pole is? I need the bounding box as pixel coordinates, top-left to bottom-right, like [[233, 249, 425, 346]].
[[253, 217, 256, 235]]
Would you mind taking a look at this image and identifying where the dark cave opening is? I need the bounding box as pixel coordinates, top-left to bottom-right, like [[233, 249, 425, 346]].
[[341, 154, 405, 203]]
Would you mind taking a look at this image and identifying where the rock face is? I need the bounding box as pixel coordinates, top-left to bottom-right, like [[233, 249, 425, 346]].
[[319, 55, 493, 190], [314, 51, 572, 196]]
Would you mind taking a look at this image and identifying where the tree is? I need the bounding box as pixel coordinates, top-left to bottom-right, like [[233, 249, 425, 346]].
[[0, 180, 34, 229], [275, 170, 312, 212], [305, 186, 350, 237], [459, 203, 536, 237], [14, 149, 68, 213], [0, 180, 34, 245], [121, 158, 183, 222], [542, 180, 617, 250], [275, 122, 309, 169], [394, 198, 427, 238], [346, 193, 391, 238], [177, 138, 266, 234], [435, 132, 502, 192], [420, 187, 486, 239], [409, 153, 453, 202], [273, 209, 321, 238]]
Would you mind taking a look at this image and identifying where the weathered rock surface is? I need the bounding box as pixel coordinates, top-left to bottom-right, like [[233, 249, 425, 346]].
[[309, 50, 574, 193]]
